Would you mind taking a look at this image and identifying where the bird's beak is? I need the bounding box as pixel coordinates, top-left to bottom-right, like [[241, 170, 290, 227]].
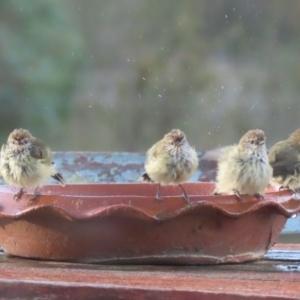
[[258, 140, 265, 146]]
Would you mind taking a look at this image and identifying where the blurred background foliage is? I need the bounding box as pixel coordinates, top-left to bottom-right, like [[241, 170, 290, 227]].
[[0, 0, 300, 152]]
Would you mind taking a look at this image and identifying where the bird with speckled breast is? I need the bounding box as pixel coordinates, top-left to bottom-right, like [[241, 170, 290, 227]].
[[139, 129, 198, 202], [0, 128, 65, 200], [213, 129, 272, 200]]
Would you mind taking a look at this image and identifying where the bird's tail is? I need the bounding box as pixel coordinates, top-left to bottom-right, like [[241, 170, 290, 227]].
[[138, 173, 153, 182], [52, 173, 66, 186]]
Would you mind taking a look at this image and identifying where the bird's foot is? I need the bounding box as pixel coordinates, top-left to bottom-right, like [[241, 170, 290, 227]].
[[279, 186, 296, 194], [29, 187, 41, 201], [156, 184, 163, 202], [179, 184, 189, 203], [211, 189, 221, 196], [13, 188, 25, 201], [156, 191, 163, 202], [182, 192, 189, 203], [294, 188, 300, 194], [254, 193, 264, 200], [279, 185, 289, 191], [233, 189, 244, 201]]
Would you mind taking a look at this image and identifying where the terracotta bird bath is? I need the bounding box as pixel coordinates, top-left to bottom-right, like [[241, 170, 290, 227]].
[[0, 151, 298, 264], [0, 181, 298, 264]]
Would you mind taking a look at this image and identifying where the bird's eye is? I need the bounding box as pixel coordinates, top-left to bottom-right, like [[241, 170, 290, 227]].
[[250, 140, 254, 144]]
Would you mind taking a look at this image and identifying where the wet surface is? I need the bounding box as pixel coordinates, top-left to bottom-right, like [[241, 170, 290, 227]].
[[275, 264, 300, 272], [265, 248, 300, 261], [52, 151, 208, 184], [0, 244, 299, 299]]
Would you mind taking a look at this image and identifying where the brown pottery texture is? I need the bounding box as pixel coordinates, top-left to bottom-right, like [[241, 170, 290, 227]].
[[0, 182, 299, 264]]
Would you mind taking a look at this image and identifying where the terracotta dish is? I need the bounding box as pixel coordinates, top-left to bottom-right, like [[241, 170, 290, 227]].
[[0, 182, 298, 264]]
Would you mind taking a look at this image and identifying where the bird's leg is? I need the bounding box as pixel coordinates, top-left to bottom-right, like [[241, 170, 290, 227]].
[[254, 193, 264, 200], [179, 184, 189, 203], [156, 183, 163, 201], [14, 188, 25, 200], [29, 186, 41, 201], [211, 188, 221, 196], [233, 189, 243, 201]]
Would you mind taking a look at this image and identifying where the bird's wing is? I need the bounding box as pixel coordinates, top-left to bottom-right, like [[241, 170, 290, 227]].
[[0, 144, 6, 159], [29, 138, 53, 165], [217, 145, 237, 163], [268, 141, 300, 176], [0, 144, 5, 177], [146, 142, 160, 160], [146, 145, 156, 158]]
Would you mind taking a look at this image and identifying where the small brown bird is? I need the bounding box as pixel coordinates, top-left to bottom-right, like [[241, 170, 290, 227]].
[[213, 129, 272, 200], [0, 128, 65, 200], [268, 129, 300, 191], [139, 129, 198, 202]]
